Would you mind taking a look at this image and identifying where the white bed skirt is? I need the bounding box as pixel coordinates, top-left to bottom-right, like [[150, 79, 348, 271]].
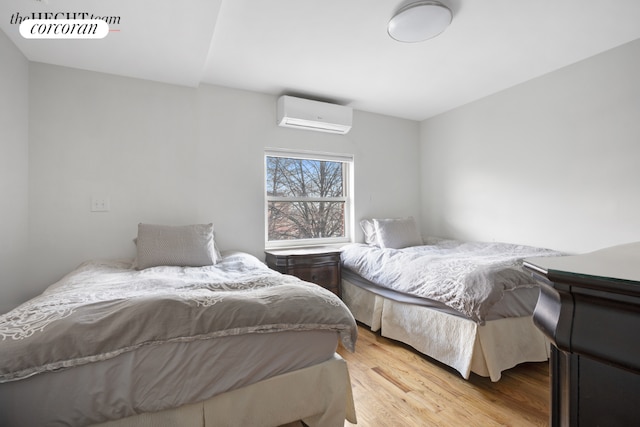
[[92, 354, 356, 427], [343, 278, 549, 382]]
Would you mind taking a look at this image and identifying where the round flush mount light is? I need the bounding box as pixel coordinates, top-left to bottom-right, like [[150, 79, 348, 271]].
[[388, 1, 452, 43]]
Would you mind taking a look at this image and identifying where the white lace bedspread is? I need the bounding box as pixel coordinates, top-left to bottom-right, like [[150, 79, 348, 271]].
[[0, 251, 357, 383], [341, 239, 561, 324]]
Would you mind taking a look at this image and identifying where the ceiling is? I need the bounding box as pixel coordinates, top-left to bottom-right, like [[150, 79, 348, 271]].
[[2, 0, 640, 121]]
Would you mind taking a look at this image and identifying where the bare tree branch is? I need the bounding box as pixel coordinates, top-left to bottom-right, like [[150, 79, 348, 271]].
[[266, 157, 345, 241]]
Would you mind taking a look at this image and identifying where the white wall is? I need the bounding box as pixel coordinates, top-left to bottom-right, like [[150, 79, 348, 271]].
[[9, 36, 640, 313], [420, 39, 640, 253], [24, 63, 420, 299], [0, 30, 29, 314]]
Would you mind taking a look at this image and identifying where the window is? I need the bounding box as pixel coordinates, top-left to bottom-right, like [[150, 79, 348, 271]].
[[265, 149, 353, 248]]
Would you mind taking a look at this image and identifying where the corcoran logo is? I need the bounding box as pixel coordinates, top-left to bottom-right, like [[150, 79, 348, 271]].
[[10, 12, 121, 39]]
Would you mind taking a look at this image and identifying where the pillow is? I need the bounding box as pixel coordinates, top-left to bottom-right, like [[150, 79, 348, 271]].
[[373, 217, 423, 249], [135, 223, 218, 270], [359, 219, 378, 245]]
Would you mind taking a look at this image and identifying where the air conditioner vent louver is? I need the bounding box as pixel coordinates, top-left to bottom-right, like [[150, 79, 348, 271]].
[[277, 96, 352, 134]]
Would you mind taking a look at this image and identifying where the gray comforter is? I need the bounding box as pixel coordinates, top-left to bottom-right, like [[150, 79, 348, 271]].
[[0, 251, 357, 383], [341, 238, 561, 324]]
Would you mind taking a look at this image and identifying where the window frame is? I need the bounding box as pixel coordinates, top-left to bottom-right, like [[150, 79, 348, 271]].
[[264, 148, 354, 249]]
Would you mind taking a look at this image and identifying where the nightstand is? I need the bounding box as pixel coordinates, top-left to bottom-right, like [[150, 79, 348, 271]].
[[265, 247, 342, 297]]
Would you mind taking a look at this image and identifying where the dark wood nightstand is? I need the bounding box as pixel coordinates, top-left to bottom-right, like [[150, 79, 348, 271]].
[[265, 248, 342, 297]]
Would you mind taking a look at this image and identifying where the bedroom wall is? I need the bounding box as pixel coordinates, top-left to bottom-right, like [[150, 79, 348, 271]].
[[0, 30, 29, 314], [24, 62, 420, 301], [419, 39, 640, 254]]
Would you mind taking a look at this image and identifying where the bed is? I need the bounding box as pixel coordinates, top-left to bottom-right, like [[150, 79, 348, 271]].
[[0, 223, 358, 427], [341, 217, 561, 382]]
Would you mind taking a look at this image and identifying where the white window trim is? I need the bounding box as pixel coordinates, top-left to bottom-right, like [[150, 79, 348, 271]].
[[265, 148, 354, 249]]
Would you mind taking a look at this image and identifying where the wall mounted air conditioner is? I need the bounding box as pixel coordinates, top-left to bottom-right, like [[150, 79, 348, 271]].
[[277, 95, 352, 134]]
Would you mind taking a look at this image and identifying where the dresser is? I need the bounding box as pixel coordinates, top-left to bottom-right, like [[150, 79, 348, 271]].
[[523, 242, 640, 427], [265, 248, 342, 297]]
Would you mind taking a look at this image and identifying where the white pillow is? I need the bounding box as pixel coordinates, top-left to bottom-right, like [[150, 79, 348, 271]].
[[373, 217, 423, 249], [359, 219, 378, 245], [136, 223, 218, 270]]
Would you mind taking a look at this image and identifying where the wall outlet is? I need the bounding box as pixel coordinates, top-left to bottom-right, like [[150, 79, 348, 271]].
[[91, 196, 110, 212]]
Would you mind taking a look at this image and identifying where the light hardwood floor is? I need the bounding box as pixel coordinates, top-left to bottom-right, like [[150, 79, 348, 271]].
[[337, 324, 550, 427]]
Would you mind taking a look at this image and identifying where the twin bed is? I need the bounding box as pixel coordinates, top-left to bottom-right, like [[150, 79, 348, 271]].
[[341, 217, 561, 382], [0, 224, 357, 427]]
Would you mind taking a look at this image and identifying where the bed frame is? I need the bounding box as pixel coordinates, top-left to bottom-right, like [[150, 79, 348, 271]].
[[342, 270, 549, 382]]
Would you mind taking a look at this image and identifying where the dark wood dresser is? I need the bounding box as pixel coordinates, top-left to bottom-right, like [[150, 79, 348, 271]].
[[524, 242, 640, 427], [265, 248, 342, 297]]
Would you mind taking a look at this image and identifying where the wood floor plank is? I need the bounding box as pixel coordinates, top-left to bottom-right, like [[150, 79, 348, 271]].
[[338, 324, 549, 427]]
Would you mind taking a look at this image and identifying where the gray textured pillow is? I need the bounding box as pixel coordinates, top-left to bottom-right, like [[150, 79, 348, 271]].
[[136, 223, 217, 270], [373, 217, 423, 249]]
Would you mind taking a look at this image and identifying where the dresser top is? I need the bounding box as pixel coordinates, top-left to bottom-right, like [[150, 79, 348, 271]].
[[524, 241, 640, 294], [525, 241, 640, 282]]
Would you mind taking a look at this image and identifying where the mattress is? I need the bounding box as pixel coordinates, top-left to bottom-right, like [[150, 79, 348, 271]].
[[92, 354, 356, 427], [341, 239, 561, 323], [0, 330, 339, 426], [342, 268, 541, 321]]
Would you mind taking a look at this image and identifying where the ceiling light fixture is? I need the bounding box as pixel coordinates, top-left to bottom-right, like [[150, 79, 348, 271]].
[[388, 1, 452, 43]]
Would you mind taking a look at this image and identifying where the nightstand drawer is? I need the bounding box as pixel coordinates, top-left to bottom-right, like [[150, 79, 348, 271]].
[[289, 265, 339, 287], [285, 253, 340, 269]]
